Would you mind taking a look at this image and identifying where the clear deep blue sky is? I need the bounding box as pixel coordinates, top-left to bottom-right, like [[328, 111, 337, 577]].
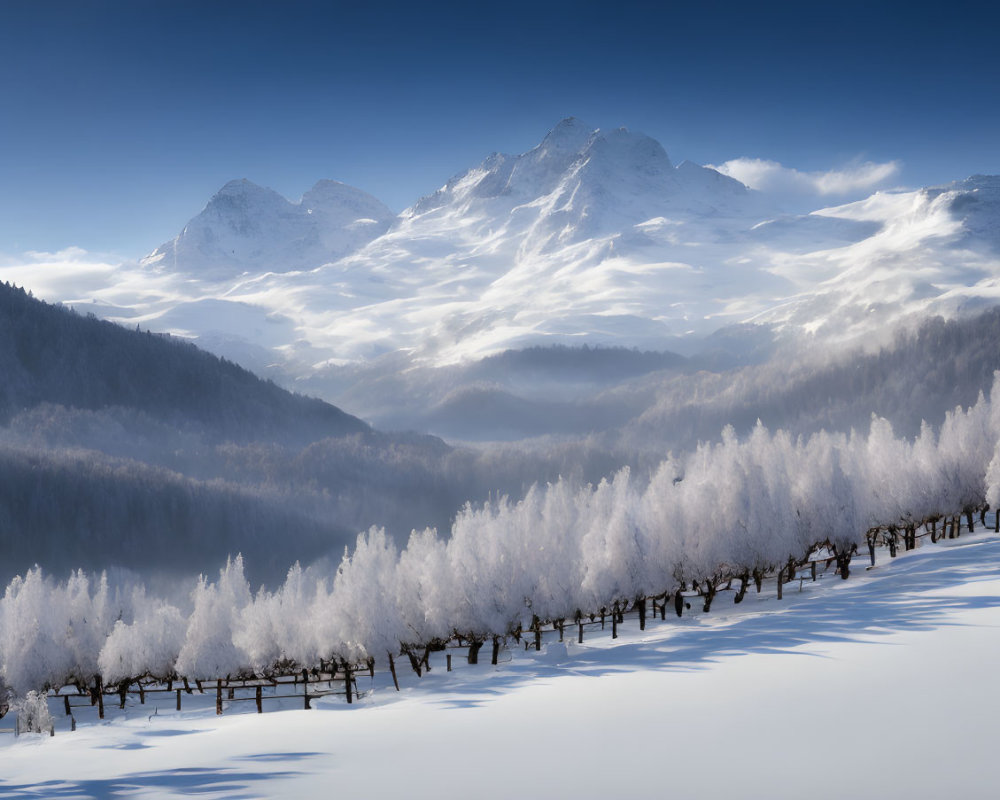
[[1, 0, 998, 258]]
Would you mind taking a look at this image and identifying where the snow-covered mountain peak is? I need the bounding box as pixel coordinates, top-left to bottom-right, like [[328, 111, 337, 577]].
[[216, 177, 267, 195], [404, 120, 744, 238], [202, 178, 292, 219], [531, 116, 596, 166], [110, 126, 1000, 388], [142, 178, 394, 280]]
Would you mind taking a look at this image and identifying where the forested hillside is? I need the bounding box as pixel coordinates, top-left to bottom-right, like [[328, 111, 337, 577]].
[[0, 282, 368, 443], [0, 284, 424, 584]]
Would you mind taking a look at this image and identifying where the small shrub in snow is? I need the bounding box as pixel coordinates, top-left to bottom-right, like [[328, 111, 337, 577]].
[[15, 690, 52, 735]]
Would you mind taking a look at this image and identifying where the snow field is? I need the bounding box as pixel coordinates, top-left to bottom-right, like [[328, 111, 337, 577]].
[[2, 534, 999, 798]]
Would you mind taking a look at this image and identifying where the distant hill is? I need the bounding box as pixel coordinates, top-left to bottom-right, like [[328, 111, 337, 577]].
[[0, 281, 369, 444]]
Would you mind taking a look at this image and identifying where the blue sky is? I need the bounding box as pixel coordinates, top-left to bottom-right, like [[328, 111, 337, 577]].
[[1, 0, 998, 258]]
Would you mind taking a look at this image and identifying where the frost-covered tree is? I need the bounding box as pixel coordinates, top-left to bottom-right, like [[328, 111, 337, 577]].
[[98, 589, 186, 684], [321, 527, 405, 666], [175, 556, 252, 679]]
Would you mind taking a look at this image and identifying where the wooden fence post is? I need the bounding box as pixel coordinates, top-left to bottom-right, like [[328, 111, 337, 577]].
[[63, 695, 71, 716], [95, 676, 104, 720], [256, 685, 263, 714], [447, 654, 452, 672], [176, 688, 181, 711], [612, 603, 619, 639], [216, 683, 223, 715], [345, 664, 353, 705], [637, 597, 646, 631], [776, 567, 783, 601], [491, 636, 500, 665]]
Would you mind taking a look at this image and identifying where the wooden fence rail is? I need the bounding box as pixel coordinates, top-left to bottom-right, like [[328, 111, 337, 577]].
[[7, 506, 994, 737]]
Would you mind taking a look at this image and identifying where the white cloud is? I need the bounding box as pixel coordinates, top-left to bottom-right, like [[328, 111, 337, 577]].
[[0, 247, 120, 299], [708, 157, 901, 201]]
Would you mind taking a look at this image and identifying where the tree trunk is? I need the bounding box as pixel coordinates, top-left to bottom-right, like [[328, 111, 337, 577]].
[[674, 591, 684, 617], [777, 567, 783, 600], [492, 636, 501, 665], [734, 573, 749, 604], [405, 648, 422, 677], [753, 570, 763, 593], [388, 654, 400, 691], [702, 583, 716, 613], [468, 639, 483, 664], [836, 548, 852, 580]]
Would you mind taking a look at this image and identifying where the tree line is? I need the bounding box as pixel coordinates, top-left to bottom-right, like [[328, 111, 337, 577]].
[[3, 373, 999, 699]]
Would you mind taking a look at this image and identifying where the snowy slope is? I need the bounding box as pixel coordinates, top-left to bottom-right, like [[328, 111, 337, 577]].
[[749, 176, 1000, 345], [3, 534, 998, 799]]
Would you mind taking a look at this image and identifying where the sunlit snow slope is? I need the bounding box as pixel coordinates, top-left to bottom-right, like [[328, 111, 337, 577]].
[[3, 535, 998, 799], [7, 120, 1000, 383]]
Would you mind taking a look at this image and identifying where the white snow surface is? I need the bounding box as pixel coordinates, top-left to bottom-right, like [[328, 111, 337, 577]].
[[2, 535, 999, 798], [4, 121, 1000, 374]]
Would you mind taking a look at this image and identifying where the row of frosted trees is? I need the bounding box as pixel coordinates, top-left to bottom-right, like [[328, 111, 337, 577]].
[[4, 378, 1000, 698]]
